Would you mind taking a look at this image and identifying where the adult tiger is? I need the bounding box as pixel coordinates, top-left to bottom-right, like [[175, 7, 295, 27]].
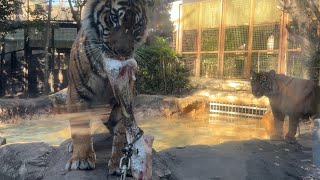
[[250, 70, 320, 143], [65, 0, 154, 178]]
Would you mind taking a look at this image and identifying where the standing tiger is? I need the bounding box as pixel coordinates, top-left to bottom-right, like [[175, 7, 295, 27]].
[[66, 0, 153, 178], [250, 70, 320, 143]]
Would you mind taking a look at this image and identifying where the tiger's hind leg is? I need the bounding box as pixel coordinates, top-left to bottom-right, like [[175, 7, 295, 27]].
[[285, 115, 299, 144], [105, 104, 128, 175], [270, 110, 285, 141]]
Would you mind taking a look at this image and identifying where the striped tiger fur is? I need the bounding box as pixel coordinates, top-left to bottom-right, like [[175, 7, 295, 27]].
[[65, 0, 153, 176], [250, 70, 320, 144]]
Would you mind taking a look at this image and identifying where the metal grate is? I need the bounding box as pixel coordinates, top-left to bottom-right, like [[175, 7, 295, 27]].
[[209, 102, 267, 118]]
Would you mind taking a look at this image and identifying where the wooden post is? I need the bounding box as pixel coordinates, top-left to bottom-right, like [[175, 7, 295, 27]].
[[178, 4, 183, 54], [282, 12, 288, 74], [195, 3, 202, 77], [278, 11, 288, 74], [44, 0, 53, 94], [218, 0, 226, 78], [246, 0, 255, 79], [0, 33, 5, 97], [176, 3, 181, 53]]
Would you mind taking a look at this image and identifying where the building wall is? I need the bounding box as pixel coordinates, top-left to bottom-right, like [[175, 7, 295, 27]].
[[174, 0, 305, 79]]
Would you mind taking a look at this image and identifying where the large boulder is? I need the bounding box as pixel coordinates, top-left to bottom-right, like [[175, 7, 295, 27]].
[[0, 134, 174, 180], [0, 143, 53, 180]]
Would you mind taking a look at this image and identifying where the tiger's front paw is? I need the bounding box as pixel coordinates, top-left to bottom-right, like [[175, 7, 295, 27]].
[[284, 135, 297, 144], [65, 148, 96, 170], [108, 159, 120, 175]]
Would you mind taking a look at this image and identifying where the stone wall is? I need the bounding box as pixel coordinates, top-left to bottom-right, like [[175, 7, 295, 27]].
[[189, 77, 269, 107]]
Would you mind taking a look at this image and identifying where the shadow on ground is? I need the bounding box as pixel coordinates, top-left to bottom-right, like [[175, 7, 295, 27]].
[[0, 133, 314, 180]]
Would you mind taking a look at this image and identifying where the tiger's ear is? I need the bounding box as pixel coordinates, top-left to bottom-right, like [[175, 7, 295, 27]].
[[250, 70, 256, 80], [250, 70, 256, 76], [269, 70, 276, 77]]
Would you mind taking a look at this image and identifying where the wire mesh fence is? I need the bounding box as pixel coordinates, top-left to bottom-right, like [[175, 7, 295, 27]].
[[201, 28, 219, 51], [252, 24, 280, 51], [178, 0, 306, 79], [209, 101, 267, 118], [200, 53, 218, 78], [251, 52, 278, 73], [180, 54, 197, 76], [182, 30, 198, 52], [223, 53, 246, 79], [224, 26, 249, 51]]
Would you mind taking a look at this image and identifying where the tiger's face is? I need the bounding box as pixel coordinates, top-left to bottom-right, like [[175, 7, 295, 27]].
[[250, 70, 277, 98], [82, 0, 153, 59]]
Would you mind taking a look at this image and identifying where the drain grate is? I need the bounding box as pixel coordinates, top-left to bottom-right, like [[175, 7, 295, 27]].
[[209, 102, 267, 118]]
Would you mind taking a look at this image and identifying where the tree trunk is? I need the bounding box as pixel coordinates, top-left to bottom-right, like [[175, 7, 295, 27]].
[[25, 29, 38, 98], [0, 33, 6, 97], [44, 0, 53, 94]]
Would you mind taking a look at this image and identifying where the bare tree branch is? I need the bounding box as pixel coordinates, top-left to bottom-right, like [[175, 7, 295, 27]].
[[68, 0, 81, 28]]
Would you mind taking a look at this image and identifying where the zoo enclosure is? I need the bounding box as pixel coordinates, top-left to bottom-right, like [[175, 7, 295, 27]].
[[0, 24, 77, 97], [0, 0, 77, 97], [174, 0, 305, 79]]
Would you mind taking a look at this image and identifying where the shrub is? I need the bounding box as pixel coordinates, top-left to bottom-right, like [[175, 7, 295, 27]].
[[135, 37, 190, 95]]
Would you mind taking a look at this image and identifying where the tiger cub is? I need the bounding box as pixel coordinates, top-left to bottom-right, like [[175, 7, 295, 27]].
[[250, 70, 320, 143], [66, 0, 153, 177]]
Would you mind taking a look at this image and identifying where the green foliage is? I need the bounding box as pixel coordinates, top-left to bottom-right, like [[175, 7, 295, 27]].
[[0, 0, 22, 32], [135, 37, 190, 95], [224, 26, 249, 51], [200, 56, 218, 78], [146, 0, 174, 44], [201, 29, 219, 51]]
